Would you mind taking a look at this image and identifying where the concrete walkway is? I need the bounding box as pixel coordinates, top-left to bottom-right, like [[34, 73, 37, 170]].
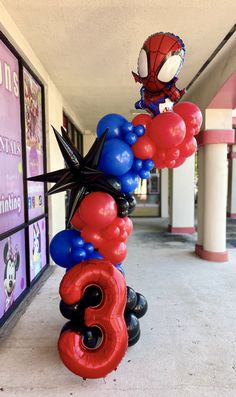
[[1, 218, 236, 397]]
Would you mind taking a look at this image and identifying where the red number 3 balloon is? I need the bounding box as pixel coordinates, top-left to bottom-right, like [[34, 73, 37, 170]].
[[58, 259, 128, 379]]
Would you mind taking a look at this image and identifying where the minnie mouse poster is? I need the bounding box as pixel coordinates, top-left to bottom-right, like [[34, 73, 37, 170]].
[[30, 222, 42, 280], [3, 237, 20, 312]]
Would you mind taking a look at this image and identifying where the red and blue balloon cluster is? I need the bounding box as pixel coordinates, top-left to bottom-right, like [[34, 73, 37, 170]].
[[97, 113, 154, 193]]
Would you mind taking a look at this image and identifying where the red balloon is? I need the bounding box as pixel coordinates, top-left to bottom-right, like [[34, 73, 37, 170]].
[[147, 111, 186, 149], [165, 159, 176, 168], [132, 135, 156, 159], [154, 148, 166, 162], [58, 259, 128, 379], [174, 102, 202, 135], [165, 148, 180, 161], [132, 114, 152, 129], [123, 217, 133, 235], [152, 154, 166, 169], [99, 241, 127, 264], [79, 192, 117, 230], [102, 223, 120, 240], [179, 136, 197, 158], [173, 156, 186, 168], [70, 209, 85, 230], [81, 226, 105, 248], [119, 231, 128, 242], [112, 218, 126, 229]]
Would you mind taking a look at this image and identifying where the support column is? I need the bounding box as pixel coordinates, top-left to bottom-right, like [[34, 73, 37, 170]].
[[195, 109, 234, 262], [227, 145, 236, 218], [160, 169, 169, 218], [196, 146, 204, 247], [169, 155, 195, 234]]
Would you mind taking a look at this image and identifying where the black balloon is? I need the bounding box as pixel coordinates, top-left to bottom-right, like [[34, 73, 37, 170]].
[[59, 300, 84, 323], [127, 195, 137, 214], [125, 312, 140, 340], [82, 286, 103, 308], [82, 327, 103, 349], [128, 329, 141, 347], [125, 286, 137, 311], [116, 197, 129, 217], [133, 293, 148, 319], [107, 176, 121, 191], [60, 321, 83, 335]]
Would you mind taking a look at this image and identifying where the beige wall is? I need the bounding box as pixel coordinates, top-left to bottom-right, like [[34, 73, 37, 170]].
[[0, 1, 84, 243], [83, 134, 96, 155]]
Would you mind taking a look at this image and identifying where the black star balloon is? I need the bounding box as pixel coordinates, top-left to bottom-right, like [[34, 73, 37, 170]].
[[28, 126, 129, 224]]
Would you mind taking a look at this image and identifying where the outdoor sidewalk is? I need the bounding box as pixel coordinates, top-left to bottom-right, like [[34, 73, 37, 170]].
[[1, 218, 236, 397]]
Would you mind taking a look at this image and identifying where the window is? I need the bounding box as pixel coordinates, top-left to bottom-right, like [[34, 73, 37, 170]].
[[0, 32, 49, 326]]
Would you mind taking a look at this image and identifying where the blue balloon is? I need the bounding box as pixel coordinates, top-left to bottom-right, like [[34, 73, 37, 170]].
[[134, 125, 145, 137], [115, 264, 125, 277], [72, 248, 86, 263], [132, 158, 143, 172], [121, 121, 134, 134], [50, 229, 83, 268], [87, 251, 104, 260], [97, 113, 127, 140], [143, 159, 154, 171], [119, 171, 139, 193], [99, 139, 134, 176], [124, 132, 138, 146], [84, 243, 94, 254], [71, 236, 85, 248], [139, 169, 150, 179]]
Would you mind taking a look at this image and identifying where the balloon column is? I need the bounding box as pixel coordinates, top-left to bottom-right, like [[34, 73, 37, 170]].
[[28, 31, 202, 379], [29, 125, 148, 379]]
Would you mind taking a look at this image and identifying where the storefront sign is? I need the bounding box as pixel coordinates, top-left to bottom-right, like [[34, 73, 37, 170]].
[[0, 40, 24, 234]]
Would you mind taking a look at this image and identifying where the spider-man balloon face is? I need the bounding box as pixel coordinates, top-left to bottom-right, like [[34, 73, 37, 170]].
[[132, 32, 185, 93]]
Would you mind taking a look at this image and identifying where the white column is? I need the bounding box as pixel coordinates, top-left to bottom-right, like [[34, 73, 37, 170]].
[[169, 155, 195, 233], [203, 144, 228, 252], [196, 146, 204, 246], [160, 169, 169, 218], [227, 145, 236, 218], [196, 109, 233, 262]]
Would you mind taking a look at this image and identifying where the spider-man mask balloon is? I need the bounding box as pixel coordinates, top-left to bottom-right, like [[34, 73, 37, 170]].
[[132, 32, 186, 93]]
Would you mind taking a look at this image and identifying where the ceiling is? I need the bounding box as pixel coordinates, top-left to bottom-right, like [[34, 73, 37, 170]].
[[2, 0, 236, 133]]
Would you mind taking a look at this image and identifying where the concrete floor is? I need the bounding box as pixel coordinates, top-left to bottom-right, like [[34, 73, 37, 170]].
[[1, 218, 236, 397]]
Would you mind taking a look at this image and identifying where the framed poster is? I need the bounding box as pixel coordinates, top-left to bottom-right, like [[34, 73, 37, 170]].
[[29, 217, 47, 282], [0, 230, 27, 320], [23, 67, 45, 220], [0, 39, 24, 234]]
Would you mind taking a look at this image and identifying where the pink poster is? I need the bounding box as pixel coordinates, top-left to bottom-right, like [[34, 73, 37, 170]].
[[29, 217, 47, 282], [0, 39, 24, 234], [23, 68, 45, 220], [0, 230, 27, 320]]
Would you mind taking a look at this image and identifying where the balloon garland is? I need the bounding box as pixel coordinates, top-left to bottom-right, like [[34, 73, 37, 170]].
[[29, 32, 202, 379]]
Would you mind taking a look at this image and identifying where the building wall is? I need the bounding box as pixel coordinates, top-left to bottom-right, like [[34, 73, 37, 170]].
[[0, 1, 84, 244]]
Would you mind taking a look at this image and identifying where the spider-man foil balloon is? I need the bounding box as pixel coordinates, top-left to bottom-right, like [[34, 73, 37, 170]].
[[132, 32, 186, 116]]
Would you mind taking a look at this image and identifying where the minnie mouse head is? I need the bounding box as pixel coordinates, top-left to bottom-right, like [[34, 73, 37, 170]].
[[3, 237, 20, 297]]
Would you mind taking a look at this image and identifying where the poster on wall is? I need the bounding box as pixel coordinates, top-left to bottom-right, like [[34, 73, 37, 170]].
[[29, 217, 47, 282], [23, 67, 45, 220], [0, 230, 27, 320], [0, 39, 24, 234]]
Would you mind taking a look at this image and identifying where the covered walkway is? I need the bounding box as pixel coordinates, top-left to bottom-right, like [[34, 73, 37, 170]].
[[1, 218, 236, 397]]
